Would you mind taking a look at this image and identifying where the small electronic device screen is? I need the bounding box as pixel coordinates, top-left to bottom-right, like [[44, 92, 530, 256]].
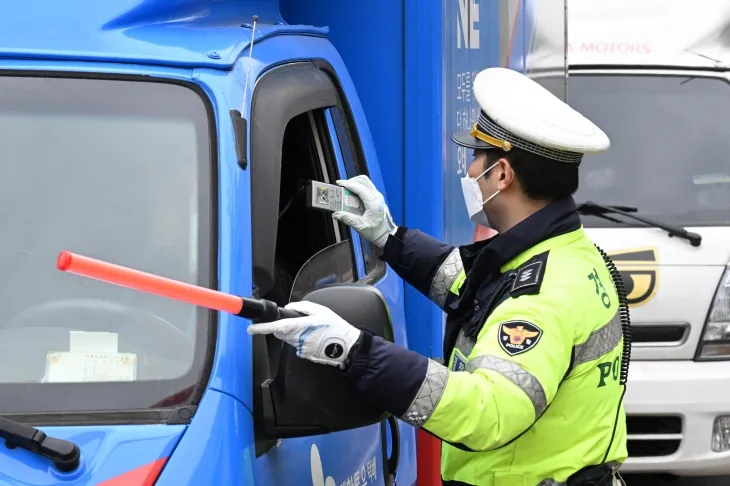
[[305, 181, 365, 216]]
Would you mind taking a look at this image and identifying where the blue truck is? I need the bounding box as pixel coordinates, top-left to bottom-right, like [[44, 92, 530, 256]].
[[0, 0, 567, 484]]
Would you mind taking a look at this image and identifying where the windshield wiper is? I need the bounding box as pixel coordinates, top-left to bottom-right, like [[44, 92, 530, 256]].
[[577, 201, 702, 247], [0, 416, 80, 472]]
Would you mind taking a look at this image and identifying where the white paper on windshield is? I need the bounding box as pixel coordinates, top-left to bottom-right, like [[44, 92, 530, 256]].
[[45, 352, 137, 383], [43, 331, 137, 383]]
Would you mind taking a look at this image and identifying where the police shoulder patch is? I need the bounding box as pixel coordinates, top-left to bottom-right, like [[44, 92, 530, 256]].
[[498, 320, 543, 356], [510, 251, 549, 298]]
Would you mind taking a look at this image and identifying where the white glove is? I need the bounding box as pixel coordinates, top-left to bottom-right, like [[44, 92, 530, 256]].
[[333, 175, 397, 248], [246, 300, 362, 368]]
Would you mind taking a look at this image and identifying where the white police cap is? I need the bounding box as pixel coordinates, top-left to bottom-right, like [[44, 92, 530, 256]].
[[451, 67, 610, 164]]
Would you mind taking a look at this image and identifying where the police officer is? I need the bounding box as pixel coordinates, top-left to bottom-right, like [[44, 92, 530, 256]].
[[248, 67, 630, 486]]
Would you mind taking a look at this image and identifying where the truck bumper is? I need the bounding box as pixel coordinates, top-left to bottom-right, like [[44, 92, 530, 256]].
[[621, 360, 730, 476]]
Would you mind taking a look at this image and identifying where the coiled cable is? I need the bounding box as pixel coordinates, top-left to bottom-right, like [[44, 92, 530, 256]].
[[594, 244, 632, 385], [594, 244, 632, 464]]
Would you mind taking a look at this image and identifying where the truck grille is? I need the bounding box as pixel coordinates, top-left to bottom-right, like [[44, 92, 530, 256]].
[[627, 415, 682, 457]]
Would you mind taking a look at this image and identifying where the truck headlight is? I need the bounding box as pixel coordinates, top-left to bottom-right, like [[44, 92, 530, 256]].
[[697, 267, 730, 360]]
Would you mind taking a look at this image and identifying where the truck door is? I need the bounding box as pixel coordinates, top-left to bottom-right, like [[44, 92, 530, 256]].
[[250, 60, 403, 486]]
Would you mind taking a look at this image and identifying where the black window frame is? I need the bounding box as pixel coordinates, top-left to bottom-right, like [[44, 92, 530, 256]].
[[250, 60, 391, 455], [249, 62, 338, 297], [249, 60, 386, 296], [0, 71, 218, 426]]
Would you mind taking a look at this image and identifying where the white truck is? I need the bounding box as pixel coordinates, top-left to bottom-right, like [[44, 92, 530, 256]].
[[567, 0, 730, 478]]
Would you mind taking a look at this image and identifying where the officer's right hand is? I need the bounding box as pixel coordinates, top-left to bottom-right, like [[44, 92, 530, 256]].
[[333, 175, 397, 249]]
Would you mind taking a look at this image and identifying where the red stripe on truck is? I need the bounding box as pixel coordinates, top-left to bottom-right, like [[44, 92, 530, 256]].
[[97, 457, 168, 486], [416, 429, 441, 485]]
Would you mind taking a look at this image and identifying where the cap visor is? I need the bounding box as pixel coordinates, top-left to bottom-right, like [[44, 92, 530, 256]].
[[451, 129, 499, 150]]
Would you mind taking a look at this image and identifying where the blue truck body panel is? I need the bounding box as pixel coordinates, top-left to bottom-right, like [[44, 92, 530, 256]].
[[0, 0, 565, 484], [0, 0, 319, 70], [155, 389, 257, 485], [0, 424, 183, 485]]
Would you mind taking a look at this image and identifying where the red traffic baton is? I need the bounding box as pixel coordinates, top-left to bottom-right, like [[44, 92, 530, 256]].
[[56, 251, 301, 322]]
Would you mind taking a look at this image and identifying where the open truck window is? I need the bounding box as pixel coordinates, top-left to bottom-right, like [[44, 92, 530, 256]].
[[0, 74, 215, 418], [262, 110, 357, 306], [249, 61, 381, 306], [571, 73, 730, 227]]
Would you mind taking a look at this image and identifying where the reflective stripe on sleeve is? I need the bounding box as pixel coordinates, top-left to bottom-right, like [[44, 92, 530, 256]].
[[428, 248, 464, 308], [401, 359, 450, 427], [467, 355, 548, 417], [400, 353, 549, 427], [573, 310, 622, 366]]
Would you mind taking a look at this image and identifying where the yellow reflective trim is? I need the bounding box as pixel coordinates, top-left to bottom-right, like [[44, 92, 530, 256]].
[[449, 270, 467, 296]]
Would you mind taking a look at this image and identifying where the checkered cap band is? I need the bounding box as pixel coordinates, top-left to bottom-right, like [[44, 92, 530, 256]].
[[478, 112, 584, 164]]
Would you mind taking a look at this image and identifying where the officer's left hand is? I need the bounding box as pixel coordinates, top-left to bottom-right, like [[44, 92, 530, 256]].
[[246, 301, 362, 369]]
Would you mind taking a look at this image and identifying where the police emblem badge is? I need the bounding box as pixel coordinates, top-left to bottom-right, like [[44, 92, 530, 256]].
[[498, 321, 543, 356]]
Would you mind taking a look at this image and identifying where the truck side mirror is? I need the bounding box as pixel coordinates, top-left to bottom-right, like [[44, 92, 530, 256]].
[[253, 284, 394, 441]]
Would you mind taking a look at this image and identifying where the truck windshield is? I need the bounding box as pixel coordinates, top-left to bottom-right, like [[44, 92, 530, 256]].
[[571, 74, 730, 227], [0, 75, 214, 417]]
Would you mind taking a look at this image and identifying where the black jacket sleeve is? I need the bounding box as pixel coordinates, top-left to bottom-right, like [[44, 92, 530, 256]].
[[381, 226, 465, 309]]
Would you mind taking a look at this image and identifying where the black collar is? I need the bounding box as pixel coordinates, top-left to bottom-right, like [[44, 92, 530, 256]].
[[458, 197, 581, 294]]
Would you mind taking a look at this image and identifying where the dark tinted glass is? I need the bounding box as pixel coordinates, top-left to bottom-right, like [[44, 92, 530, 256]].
[[571, 74, 730, 227]]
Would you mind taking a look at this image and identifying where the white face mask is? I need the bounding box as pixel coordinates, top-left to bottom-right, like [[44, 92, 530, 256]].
[[460, 161, 500, 227]]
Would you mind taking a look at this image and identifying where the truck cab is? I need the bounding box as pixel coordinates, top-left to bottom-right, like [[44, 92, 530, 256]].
[[567, 0, 730, 477]]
